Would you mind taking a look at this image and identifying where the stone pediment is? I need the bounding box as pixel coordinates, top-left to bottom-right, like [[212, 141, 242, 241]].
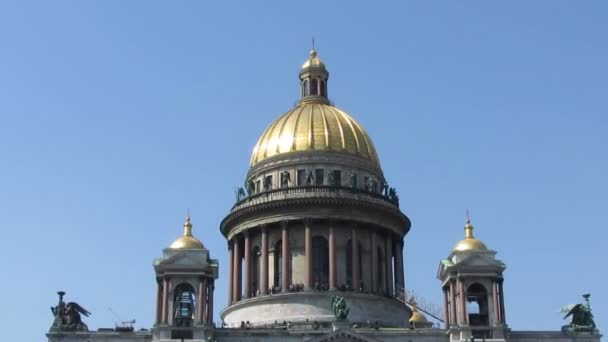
[[456, 252, 504, 268], [309, 328, 382, 342]]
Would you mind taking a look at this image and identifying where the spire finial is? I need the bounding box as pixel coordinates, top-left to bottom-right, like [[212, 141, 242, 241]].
[[464, 209, 474, 239], [183, 212, 193, 237]]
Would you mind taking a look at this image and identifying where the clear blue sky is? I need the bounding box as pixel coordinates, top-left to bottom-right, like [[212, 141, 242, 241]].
[[0, 1, 605, 340]]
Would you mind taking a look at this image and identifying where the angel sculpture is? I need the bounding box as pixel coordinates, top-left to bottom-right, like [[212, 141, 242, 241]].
[[561, 294, 597, 333], [50, 291, 91, 332]]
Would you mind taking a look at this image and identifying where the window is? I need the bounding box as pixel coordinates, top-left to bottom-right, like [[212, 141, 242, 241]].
[[346, 239, 363, 290], [297, 169, 306, 186], [311, 79, 318, 96], [256, 180, 261, 193], [467, 283, 489, 326], [172, 283, 196, 327], [303, 80, 309, 97], [312, 236, 329, 289], [315, 169, 324, 185], [320, 80, 326, 96], [264, 175, 273, 191], [350, 172, 357, 188], [331, 170, 342, 186], [274, 241, 282, 289]]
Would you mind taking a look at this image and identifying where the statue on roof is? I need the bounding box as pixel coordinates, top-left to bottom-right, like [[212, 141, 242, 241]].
[[50, 291, 91, 332], [561, 294, 597, 333], [331, 295, 350, 321]]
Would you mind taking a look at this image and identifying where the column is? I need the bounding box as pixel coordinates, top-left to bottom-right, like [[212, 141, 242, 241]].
[[207, 280, 214, 325], [352, 227, 360, 291], [385, 235, 394, 295], [459, 278, 467, 324], [395, 240, 405, 289], [370, 231, 377, 293], [449, 280, 457, 325], [261, 225, 269, 295], [198, 278, 206, 324], [228, 241, 233, 304], [281, 222, 289, 292], [443, 287, 450, 328], [244, 232, 251, 299], [233, 236, 241, 301], [329, 224, 336, 290], [499, 280, 506, 324], [305, 220, 313, 290], [493, 280, 501, 324], [155, 278, 162, 324], [161, 277, 169, 324], [380, 241, 387, 293]]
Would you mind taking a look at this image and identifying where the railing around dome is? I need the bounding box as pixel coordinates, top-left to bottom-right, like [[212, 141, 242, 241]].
[[231, 185, 399, 212]]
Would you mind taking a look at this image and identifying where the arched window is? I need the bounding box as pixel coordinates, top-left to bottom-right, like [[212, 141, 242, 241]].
[[312, 236, 329, 290], [252, 246, 260, 296], [172, 283, 196, 327], [310, 78, 319, 96], [273, 240, 282, 290], [320, 80, 326, 96], [346, 239, 362, 290], [302, 80, 309, 97], [467, 283, 489, 326]]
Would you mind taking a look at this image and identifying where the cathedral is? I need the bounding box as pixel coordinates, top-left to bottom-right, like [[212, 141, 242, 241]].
[[46, 50, 600, 342]]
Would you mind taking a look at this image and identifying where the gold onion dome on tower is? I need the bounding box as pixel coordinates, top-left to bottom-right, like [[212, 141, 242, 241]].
[[453, 217, 488, 252], [169, 216, 205, 249], [250, 49, 381, 169]]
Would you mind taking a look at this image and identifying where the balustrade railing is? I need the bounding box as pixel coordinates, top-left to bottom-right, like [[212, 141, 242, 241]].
[[232, 185, 399, 212]]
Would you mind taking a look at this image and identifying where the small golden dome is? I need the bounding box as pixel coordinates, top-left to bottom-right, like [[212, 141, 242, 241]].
[[250, 102, 381, 168], [169, 216, 205, 249], [453, 217, 488, 252], [301, 49, 326, 70], [409, 307, 429, 324]]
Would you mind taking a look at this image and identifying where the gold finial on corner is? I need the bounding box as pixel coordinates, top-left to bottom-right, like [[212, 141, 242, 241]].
[[464, 209, 474, 239]]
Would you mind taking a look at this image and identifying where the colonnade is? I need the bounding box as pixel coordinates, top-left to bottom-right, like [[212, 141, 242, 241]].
[[442, 278, 505, 328], [155, 276, 215, 326], [227, 220, 405, 305]]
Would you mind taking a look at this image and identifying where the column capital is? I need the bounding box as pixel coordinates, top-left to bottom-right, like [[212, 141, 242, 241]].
[[281, 220, 289, 229]]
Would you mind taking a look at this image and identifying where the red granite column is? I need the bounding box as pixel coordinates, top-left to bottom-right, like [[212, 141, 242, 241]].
[[198, 278, 206, 324], [244, 232, 251, 299], [449, 280, 457, 325], [329, 224, 336, 290], [443, 287, 450, 328], [161, 277, 169, 324], [499, 280, 506, 323], [155, 278, 162, 324], [305, 220, 313, 290], [395, 240, 404, 289], [493, 281, 500, 323], [385, 235, 394, 295], [207, 280, 214, 325], [233, 236, 241, 301], [260, 225, 269, 295], [370, 231, 378, 293], [281, 222, 289, 292], [459, 278, 468, 324], [351, 227, 359, 291], [228, 241, 233, 304]]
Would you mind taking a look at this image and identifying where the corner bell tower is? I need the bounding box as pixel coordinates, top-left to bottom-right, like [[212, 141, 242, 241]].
[[153, 216, 219, 341], [437, 216, 508, 341]]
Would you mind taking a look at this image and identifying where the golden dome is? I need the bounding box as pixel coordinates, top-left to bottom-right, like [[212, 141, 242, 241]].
[[169, 216, 205, 249], [409, 307, 429, 324], [453, 217, 488, 252], [301, 49, 326, 69], [250, 102, 381, 168]]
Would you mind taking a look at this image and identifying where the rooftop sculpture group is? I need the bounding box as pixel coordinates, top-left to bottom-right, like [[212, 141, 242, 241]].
[[561, 294, 597, 333], [50, 291, 91, 332]]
